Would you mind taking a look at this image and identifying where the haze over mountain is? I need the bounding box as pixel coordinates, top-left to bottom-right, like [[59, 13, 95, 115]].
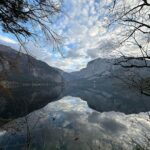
[[0, 44, 150, 118], [0, 44, 150, 150], [0, 44, 65, 120], [69, 57, 150, 80], [0, 44, 63, 84], [63, 57, 150, 114]]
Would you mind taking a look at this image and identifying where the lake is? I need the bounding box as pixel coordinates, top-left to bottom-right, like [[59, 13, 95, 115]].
[[0, 83, 150, 150]]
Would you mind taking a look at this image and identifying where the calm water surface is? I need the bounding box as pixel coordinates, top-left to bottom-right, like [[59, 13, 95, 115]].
[[0, 83, 150, 150]]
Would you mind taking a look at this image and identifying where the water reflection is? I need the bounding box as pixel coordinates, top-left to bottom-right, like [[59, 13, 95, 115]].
[[0, 85, 63, 120], [0, 78, 150, 122], [63, 79, 150, 114], [0, 96, 150, 150], [0, 75, 150, 150]]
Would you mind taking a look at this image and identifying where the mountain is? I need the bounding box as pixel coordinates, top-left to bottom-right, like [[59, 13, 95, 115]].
[[70, 57, 150, 80], [0, 44, 63, 84], [62, 57, 150, 113], [56, 68, 76, 81], [0, 44, 65, 120]]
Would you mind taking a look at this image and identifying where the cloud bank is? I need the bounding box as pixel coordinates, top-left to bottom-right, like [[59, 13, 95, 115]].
[[0, 0, 145, 72]]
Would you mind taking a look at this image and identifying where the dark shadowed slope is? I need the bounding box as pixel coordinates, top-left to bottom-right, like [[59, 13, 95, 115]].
[[0, 44, 63, 84]]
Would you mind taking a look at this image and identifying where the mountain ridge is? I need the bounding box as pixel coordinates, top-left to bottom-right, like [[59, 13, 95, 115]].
[[0, 44, 64, 84], [68, 57, 150, 80]]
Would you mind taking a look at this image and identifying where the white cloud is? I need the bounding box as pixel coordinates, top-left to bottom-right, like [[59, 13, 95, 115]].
[[89, 26, 99, 37], [48, 0, 119, 71], [0, 0, 147, 72], [0, 35, 17, 44]]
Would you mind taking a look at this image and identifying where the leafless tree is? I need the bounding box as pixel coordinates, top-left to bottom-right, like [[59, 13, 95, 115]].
[[0, 0, 63, 49], [107, 0, 150, 96], [0, 0, 64, 89], [110, 0, 150, 67]]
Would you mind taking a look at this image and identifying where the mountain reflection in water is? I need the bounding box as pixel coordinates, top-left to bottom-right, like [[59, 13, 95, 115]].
[[0, 80, 150, 121], [63, 81, 150, 114], [0, 83, 150, 150], [0, 85, 63, 120], [0, 96, 150, 150]]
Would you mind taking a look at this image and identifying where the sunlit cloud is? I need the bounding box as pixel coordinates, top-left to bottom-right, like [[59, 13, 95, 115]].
[[0, 35, 17, 44]]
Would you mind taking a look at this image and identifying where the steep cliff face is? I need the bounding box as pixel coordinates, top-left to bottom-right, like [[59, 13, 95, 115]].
[[70, 57, 150, 79], [0, 44, 63, 84], [70, 58, 115, 79], [63, 57, 150, 107]]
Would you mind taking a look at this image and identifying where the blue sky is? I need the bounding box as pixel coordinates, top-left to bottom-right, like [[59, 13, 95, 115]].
[[0, 0, 144, 72]]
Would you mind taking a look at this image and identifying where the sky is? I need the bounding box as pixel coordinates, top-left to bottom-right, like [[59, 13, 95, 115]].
[[0, 0, 147, 72]]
